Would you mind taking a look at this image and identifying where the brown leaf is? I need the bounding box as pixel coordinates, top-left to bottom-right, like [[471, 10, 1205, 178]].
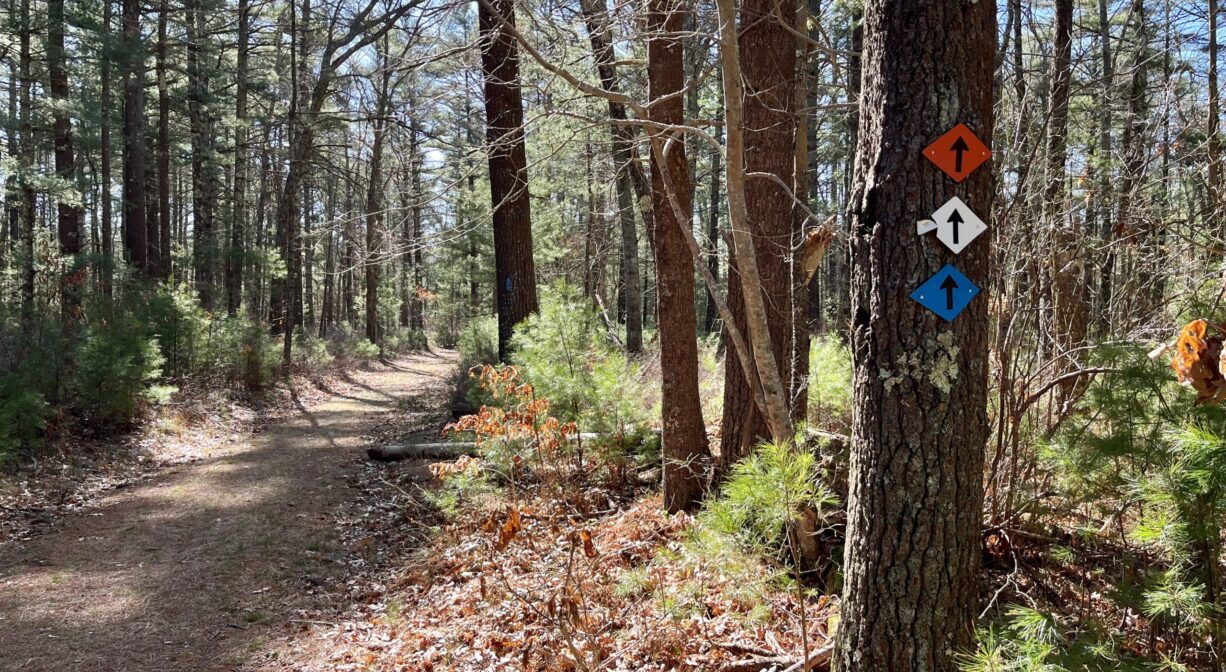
[[581, 529, 597, 558], [495, 507, 521, 551], [1172, 319, 1226, 403]]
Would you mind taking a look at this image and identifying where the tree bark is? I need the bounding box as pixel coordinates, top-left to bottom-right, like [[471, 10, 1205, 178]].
[[704, 76, 723, 335], [155, 0, 172, 281], [718, 0, 800, 465], [187, 0, 218, 308], [648, 0, 708, 513], [1094, 0, 1115, 332], [18, 0, 35, 324], [479, 0, 539, 361], [1046, 0, 1087, 403], [579, 0, 644, 353], [48, 0, 84, 325], [121, 0, 148, 277], [100, 0, 114, 297], [364, 39, 391, 347], [833, 1, 994, 670], [228, 0, 251, 315], [1209, 0, 1222, 235]]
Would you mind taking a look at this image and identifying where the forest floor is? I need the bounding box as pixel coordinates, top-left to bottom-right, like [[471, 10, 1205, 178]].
[[0, 350, 458, 672]]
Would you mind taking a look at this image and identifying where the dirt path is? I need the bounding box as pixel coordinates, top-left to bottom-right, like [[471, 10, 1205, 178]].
[[0, 351, 456, 672]]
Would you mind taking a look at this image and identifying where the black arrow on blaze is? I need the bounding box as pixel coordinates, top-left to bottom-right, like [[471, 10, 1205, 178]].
[[950, 136, 970, 174], [947, 208, 964, 246], [940, 274, 959, 310]]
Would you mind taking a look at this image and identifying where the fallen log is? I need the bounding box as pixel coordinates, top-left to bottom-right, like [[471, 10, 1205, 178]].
[[722, 642, 833, 672], [366, 442, 478, 462], [366, 429, 662, 463]]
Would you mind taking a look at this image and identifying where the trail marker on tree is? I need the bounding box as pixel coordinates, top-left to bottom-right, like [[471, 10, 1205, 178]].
[[916, 196, 986, 254], [923, 123, 990, 182], [911, 264, 979, 321]]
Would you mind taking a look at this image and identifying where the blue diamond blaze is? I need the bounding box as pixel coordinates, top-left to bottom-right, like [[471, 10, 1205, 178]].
[[910, 264, 979, 322]]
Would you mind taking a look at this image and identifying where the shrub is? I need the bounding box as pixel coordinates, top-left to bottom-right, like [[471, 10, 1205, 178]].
[[74, 315, 166, 423], [294, 333, 335, 369], [509, 283, 650, 433], [457, 315, 499, 370], [0, 375, 52, 463], [701, 440, 838, 553]]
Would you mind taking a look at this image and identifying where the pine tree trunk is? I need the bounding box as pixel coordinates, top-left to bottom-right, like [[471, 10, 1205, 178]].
[[18, 0, 35, 323], [648, 0, 707, 513], [187, 0, 217, 308], [718, 0, 800, 465], [833, 1, 995, 670], [48, 0, 83, 325], [579, 0, 642, 353], [364, 43, 390, 347], [121, 0, 148, 277], [704, 78, 723, 336], [228, 0, 250, 315], [1095, 0, 1115, 332], [1046, 0, 1087, 404], [479, 0, 539, 360]]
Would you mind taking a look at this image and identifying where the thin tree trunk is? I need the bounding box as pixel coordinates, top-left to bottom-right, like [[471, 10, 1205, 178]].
[[833, 0, 995, 669], [579, 0, 643, 353], [1046, 0, 1087, 403], [648, 0, 707, 513], [228, 0, 251, 315], [704, 75, 723, 335], [1095, 0, 1115, 332]]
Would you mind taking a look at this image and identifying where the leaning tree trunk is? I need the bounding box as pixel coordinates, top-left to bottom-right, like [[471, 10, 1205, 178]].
[[833, 1, 995, 671], [718, 0, 800, 466], [479, 0, 539, 360], [648, 0, 707, 513]]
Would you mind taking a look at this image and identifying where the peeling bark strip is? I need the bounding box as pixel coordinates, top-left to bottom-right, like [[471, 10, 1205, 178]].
[[718, 0, 801, 465], [479, 0, 539, 361], [834, 1, 994, 671]]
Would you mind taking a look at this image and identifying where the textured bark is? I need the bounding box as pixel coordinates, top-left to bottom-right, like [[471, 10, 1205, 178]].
[[121, 0, 148, 277], [704, 78, 723, 335], [156, 0, 172, 281], [1094, 0, 1115, 331], [1045, 0, 1086, 400], [1211, 0, 1222, 203], [48, 0, 83, 324], [648, 0, 707, 513], [718, 0, 800, 465], [18, 0, 34, 323], [364, 40, 391, 347], [579, 0, 643, 353], [833, 1, 994, 670], [479, 0, 539, 360], [1117, 0, 1151, 323], [228, 0, 251, 315], [188, 0, 218, 308]]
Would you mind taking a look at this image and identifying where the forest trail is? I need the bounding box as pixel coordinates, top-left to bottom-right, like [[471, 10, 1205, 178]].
[[0, 351, 457, 672]]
